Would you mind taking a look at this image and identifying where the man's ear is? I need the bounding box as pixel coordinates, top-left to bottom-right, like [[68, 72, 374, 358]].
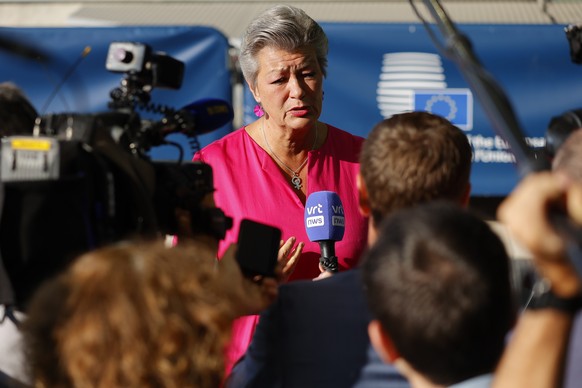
[[460, 182, 472, 208], [368, 320, 400, 364], [357, 173, 371, 217]]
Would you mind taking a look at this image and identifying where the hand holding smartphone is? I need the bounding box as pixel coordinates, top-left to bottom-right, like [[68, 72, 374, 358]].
[[236, 219, 281, 278]]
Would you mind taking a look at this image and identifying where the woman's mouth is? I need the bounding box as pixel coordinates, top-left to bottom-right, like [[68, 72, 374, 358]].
[[288, 106, 310, 117]]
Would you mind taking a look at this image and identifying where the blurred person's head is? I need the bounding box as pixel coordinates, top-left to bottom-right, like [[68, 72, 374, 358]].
[[545, 109, 582, 161], [552, 127, 582, 182], [358, 111, 472, 231], [0, 82, 38, 137], [363, 202, 514, 387], [23, 239, 234, 388]]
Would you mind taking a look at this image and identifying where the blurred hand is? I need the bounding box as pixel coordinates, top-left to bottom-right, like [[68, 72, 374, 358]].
[[311, 262, 334, 281], [497, 172, 582, 297], [218, 243, 279, 316], [277, 237, 304, 283], [173, 207, 220, 256]]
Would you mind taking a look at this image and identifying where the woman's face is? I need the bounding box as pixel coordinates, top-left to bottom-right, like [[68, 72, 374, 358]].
[[250, 45, 324, 131]]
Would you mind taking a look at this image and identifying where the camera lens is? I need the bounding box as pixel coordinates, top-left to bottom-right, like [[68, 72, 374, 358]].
[[114, 48, 134, 64]]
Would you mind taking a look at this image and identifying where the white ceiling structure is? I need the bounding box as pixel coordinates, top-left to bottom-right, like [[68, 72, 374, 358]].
[[1, 1, 582, 40]]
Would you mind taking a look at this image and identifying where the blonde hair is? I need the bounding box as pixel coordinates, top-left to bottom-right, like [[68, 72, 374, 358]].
[[24, 240, 234, 388]]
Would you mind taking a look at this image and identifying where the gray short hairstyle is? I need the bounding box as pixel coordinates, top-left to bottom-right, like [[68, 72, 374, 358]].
[[239, 5, 328, 88]]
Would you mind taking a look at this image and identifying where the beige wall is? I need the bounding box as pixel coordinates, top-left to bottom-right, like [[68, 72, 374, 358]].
[[1, 2, 582, 39]]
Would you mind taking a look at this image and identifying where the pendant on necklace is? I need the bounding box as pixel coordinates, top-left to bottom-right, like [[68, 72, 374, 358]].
[[291, 174, 302, 190]]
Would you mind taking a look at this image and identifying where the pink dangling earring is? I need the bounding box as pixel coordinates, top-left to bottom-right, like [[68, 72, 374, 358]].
[[254, 104, 265, 118]]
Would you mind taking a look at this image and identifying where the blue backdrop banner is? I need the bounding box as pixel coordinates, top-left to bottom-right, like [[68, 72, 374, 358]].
[[2, 24, 581, 196], [0, 26, 233, 161], [243, 23, 582, 196]]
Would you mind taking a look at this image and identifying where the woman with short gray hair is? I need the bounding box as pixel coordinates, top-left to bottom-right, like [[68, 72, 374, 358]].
[[194, 4, 368, 374], [239, 4, 329, 88]]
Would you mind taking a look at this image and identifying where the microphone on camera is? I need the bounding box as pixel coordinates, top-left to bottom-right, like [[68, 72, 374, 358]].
[[304, 191, 345, 273], [179, 98, 234, 135], [153, 98, 234, 143]]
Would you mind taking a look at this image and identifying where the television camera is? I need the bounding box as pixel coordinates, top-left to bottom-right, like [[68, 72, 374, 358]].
[[0, 42, 234, 306]]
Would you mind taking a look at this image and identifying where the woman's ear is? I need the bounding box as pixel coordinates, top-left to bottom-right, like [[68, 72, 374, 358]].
[[247, 80, 260, 104], [357, 173, 371, 217], [368, 320, 400, 364]]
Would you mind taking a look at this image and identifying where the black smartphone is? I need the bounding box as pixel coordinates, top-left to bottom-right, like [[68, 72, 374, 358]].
[[236, 219, 281, 278]]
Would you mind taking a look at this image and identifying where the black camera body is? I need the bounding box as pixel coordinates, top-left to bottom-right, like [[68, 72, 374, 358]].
[[566, 25, 582, 65], [106, 41, 184, 90], [0, 42, 232, 308]]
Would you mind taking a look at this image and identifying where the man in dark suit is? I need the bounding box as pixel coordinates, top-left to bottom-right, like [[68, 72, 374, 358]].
[[227, 112, 472, 388]]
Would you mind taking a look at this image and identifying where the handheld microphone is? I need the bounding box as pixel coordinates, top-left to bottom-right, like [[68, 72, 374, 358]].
[[304, 191, 345, 273]]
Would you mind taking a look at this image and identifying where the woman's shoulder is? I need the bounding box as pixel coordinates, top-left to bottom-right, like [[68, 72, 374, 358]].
[[205, 126, 247, 148], [325, 124, 365, 148], [195, 127, 248, 160]]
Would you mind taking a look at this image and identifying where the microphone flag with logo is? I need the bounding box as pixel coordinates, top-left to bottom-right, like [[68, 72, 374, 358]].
[[178, 98, 234, 136], [304, 191, 345, 273]]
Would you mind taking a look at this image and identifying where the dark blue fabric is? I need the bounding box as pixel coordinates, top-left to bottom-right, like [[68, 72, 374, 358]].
[[239, 23, 579, 196], [353, 345, 410, 388], [0, 26, 233, 160], [0, 369, 29, 388], [564, 310, 582, 388], [227, 269, 409, 388]]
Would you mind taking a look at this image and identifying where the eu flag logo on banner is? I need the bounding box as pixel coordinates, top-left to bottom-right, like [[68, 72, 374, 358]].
[[413, 89, 473, 130]]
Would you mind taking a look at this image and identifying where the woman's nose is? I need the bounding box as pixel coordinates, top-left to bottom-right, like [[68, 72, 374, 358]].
[[288, 76, 305, 99]]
